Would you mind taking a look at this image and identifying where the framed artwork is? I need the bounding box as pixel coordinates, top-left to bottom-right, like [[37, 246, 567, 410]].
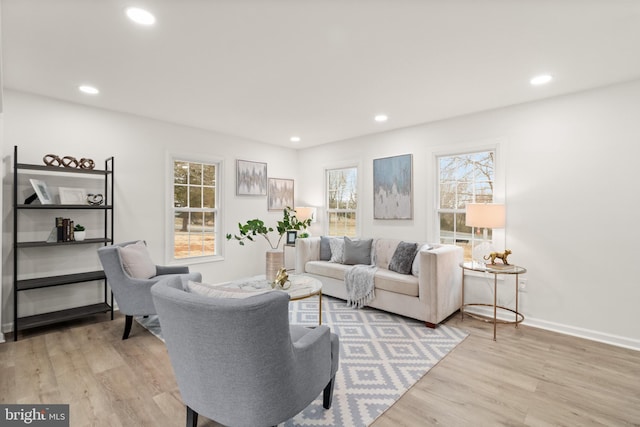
[[286, 230, 297, 245], [268, 178, 294, 211], [373, 154, 413, 219], [236, 159, 267, 196], [59, 187, 87, 205], [29, 179, 53, 204]]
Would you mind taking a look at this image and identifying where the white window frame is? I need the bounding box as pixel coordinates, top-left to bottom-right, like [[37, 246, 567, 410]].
[[430, 139, 505, 254], [324, 164, 359, 237], [166, 152, 224, 264]]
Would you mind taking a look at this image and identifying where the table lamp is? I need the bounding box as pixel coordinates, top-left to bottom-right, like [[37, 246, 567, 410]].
[[294, 207, 316, 237], [465, 203, 505, 263]]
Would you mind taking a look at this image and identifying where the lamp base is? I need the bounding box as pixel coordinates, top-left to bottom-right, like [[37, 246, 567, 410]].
[[472, 241, 496, 264]]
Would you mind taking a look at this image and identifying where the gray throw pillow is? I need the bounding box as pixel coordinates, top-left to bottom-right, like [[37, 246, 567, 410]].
[[389, 241, 419, 275], [343, 237, 373, 265], [320, 236, 332, 260]]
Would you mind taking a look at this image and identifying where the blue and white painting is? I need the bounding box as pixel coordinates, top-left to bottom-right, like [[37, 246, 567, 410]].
[[373, 154, 412, 219]]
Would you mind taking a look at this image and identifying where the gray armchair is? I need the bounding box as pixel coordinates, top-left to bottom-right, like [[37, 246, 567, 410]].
[[98, 241, 202, 340], [151, 275, 340, 427]]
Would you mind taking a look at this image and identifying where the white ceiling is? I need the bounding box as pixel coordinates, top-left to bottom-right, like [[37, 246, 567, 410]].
[[2, 0, 640, 148]]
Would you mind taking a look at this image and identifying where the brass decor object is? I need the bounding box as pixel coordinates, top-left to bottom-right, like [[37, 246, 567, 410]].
[[43, 154, 95, 170], [272, 267, 291, 290], [483, 249, 512, 265]]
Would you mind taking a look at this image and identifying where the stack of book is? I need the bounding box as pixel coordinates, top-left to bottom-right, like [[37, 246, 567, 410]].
[[55, 217, 75, 242]]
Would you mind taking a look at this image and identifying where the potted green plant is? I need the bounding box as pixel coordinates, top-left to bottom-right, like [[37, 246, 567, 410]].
[[227, 207, 312, 280], [74, 224, 86, 241], [226, 207, 311, 249]]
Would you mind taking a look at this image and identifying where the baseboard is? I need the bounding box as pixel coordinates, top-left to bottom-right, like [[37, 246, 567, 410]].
[[464, 306, 640, 351], [523, 317, 640, 351]]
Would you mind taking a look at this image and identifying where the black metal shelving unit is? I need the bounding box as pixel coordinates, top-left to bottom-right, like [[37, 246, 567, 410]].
[[12, 146, 115, 340]]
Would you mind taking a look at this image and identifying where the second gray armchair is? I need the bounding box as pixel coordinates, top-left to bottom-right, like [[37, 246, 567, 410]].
[[98, 240, 202, 340], [151, 275, 340, 427]]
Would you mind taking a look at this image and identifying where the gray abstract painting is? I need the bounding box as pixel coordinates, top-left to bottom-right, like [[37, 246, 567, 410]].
[[373, 154, 412, 219]]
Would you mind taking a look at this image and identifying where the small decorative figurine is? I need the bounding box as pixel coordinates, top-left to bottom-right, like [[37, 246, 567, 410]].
[[484, 249, 512, 265], [272, 267, 291, 290]]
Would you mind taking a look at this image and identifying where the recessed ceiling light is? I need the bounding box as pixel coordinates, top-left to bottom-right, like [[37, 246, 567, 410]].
[[374, 114, 388, 122], [126, 7, 156, 26], [530, 74, 553, 86], [290, 136, 301, 143], [78, 85, 99, 95]]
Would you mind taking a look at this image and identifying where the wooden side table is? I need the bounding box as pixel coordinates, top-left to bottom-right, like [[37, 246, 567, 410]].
[[460, 261, 526, 340]]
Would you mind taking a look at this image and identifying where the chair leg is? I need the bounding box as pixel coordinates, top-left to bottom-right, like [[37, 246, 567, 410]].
[[323, 376, 336, 409], [186, 406, 198, 427], [122, 315, 133, 340]]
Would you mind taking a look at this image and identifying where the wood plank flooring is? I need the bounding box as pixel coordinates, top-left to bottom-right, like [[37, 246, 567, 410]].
[[2, 312, 639, 426]]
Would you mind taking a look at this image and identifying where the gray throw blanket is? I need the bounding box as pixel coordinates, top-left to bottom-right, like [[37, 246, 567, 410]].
[[345, 265, 377, 308]]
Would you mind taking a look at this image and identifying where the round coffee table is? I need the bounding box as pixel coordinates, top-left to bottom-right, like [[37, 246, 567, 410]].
[[222, 274, 323, 324]]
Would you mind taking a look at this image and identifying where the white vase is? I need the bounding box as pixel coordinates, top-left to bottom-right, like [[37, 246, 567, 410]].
[[74, 231, 86, 241], [265, 250, 284, 282]]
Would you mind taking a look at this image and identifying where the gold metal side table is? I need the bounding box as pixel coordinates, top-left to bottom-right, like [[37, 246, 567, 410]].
[[460, 261, 526, 341]]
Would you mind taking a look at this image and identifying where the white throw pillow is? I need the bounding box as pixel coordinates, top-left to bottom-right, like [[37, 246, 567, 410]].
[[118, 241, 156, 279], [188, 281, 271, 298], [412, 244, 432, 277], [329, 238, 345, 263]]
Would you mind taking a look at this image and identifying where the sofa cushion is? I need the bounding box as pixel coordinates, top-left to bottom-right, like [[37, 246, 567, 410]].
[[329, 238, 345, 263], [389, 241, 419, 275], [118, 241, 156, 279], [373, 239, 401, 269], [374, 269, 419, 297], [343, 237, 373, 265], [305, 261, 350, 281]]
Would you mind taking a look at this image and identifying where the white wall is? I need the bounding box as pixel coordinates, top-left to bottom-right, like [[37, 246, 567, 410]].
[[2, 90, 297, 331], [297, 80, 640, 349], [4, 80, 639, 350]]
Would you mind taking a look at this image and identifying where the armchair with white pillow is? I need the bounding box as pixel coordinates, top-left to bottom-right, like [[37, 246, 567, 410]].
[[97, 240, 202, 339]]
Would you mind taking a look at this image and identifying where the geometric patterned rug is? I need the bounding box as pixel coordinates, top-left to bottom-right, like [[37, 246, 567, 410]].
[[137, 295, 468, 426]]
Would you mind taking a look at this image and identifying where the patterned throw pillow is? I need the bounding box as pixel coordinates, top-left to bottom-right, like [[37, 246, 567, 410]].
[[329, 238, 345, 263], [388, 241, 419, 275]]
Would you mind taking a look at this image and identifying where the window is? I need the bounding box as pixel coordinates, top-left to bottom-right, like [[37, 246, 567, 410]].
[[437, 150, 495, 260], [326, 167, 357, 237], [173, 159, 219, 259]]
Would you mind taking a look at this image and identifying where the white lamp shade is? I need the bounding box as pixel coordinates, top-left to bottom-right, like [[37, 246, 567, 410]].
[[465, 203, 505, 228], [294, 206, 316, 223]]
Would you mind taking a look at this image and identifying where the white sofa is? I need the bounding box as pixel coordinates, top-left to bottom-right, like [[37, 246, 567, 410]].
[[295, 237, 464, 327]]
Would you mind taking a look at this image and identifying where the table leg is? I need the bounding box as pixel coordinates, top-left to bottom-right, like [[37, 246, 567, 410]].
[[515, 274, 519, 329], [319, 290, 322, 325], [461, 267, 465, 320], [493, 273, 497, 341]]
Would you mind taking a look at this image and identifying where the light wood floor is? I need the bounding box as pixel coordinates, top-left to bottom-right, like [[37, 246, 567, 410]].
[[2, 312, 639, 427]]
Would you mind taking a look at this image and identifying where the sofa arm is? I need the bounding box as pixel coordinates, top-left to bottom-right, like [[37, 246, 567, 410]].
[[418, 244, 464, 324], [295, 237, 321, 274]]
